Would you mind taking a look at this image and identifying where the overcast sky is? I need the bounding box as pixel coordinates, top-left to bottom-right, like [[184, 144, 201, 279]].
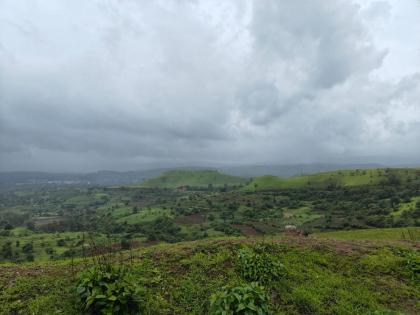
[[1, 0, 420, 172]]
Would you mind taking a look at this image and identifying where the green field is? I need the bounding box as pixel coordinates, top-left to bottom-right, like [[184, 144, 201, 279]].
[[283, 206, 323, 226], [0, 229, 91, 262], [316, 227, 420, 241], [117, 207, 172, 224], [137, 169, 248, 188], [244, 168, 420, 190], [393, 196, 420, 217]]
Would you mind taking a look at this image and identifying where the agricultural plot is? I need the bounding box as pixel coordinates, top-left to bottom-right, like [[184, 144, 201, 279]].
[[316, 227, 420, 241], [117, 207, 173, 224]]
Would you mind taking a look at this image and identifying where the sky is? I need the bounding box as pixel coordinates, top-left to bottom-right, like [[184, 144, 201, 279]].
[[0, 0, 420, 172]]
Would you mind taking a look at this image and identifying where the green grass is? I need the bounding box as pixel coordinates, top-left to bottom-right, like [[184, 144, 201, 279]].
[[283, 206, 323, 226], [117, 207, 173, 224], [244, 168, 420, 191], [0, 230, 109, 262], [392, 196, 420, 217], [136, 169, 248, 188], [316, 227, 420, 241], [0, 237, 418, 314]]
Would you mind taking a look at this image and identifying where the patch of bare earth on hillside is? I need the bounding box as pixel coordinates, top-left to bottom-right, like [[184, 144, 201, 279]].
[[232, 224, 262, 236], [175, 213, 205, 224]]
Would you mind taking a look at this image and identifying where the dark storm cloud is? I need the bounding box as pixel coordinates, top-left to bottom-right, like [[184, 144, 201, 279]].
[[0, 0, 419, 171]]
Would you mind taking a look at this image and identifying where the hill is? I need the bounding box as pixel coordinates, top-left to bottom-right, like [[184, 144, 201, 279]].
[[0, 236, 418, 314], [220, 163, 383, 177], [136, 169, 248, 188], [244, 168, 420, 190]]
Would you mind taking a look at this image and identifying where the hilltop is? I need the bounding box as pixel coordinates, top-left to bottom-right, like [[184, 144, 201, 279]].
[[136, 169, 248, 189], [0, 235, 418, 314], [244, 168, 420, 191]]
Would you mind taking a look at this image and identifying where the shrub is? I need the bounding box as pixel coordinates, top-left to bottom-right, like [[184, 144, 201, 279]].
[[76, 265, 145, 315], [237, 245, 286, 284], [209, 282, 270, 315], [22, 243, 34, 253]]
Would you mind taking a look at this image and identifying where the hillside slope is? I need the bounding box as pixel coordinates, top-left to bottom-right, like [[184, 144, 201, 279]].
[[137, 169, 248, 188], [0, 236, 418, 314], [244, 168, 420, 190]]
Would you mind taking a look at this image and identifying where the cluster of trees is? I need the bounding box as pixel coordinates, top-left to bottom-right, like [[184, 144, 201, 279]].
[[0, 240, 34, 262]]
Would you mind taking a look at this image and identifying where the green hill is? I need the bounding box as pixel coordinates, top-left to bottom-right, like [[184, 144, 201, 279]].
[[244, 168, 420, 191], [0, 236, 418, 314], [136, 169, 248, 188]]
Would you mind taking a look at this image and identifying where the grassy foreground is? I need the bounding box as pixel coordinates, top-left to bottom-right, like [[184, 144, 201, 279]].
[[0, 235, 419, 315]]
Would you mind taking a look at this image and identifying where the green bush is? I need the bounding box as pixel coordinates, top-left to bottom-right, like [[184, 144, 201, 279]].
[[76, 265, 145, 315], [237, 245, 286, 284], [209, 282, 270, 315]]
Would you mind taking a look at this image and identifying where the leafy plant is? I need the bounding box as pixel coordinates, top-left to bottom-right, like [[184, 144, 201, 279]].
[[209, 282, 270, 315], [76, 265, 145, 315], [237, 244, 286, 284]]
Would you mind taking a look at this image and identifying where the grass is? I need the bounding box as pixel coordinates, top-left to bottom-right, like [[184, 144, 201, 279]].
[[0, 230, 109, 262], [0, 236, 418, 314], [136, 169, 248, 188], [392, 196, 420, 217], [316, 227, 420, 241], [283, 206, 323, 226], [1, 230, 81, 262], [244, 168, 420, 191], [116, 207, 173, 224]]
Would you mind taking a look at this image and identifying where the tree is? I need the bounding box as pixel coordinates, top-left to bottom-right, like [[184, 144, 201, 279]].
[[1, 241, 13, 259], [132, 206, 139, 214], [22, 243, 34, 254]]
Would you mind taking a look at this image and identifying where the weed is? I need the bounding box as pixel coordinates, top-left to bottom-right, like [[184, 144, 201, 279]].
[[209, 282, 270, 315], [76, 265, 145, 315]]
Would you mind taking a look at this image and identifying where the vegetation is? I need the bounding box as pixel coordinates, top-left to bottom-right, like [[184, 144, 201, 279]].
[[1, 168, 419, 263], [0, 237, 419, 314], [0, 167, 419, 314], [76, 265, 145, 315], [244, 168, 420, 190], [137, 169, 248, 189], [209, 282, 270, 315], [316, 227, 420, 241]]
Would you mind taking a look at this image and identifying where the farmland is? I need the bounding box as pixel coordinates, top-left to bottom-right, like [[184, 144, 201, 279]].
[[0, 167, 419, 314]]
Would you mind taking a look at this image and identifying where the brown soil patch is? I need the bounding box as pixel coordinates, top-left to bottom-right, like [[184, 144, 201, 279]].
[[232, 224, 262, 236], [175, 213, 205, 224]]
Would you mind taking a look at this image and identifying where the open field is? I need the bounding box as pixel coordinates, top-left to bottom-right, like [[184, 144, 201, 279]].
[[316, 227, 420, 241]]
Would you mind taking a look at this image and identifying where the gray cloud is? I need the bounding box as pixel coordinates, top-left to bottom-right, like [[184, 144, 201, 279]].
[[0, 0, 419, 171]]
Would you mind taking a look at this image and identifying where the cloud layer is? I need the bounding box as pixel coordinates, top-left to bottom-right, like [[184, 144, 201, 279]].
[[1, 0, 419, 171]]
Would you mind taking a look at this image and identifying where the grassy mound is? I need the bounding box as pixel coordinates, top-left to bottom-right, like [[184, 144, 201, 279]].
[[137, 169, 247, 188], [244, 168, 420, 191], [0, 236, 418, 314]]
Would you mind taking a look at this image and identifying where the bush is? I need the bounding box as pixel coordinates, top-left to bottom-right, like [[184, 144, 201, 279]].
[[76, 265, 145, 315], [209, 282, 270, 315], [237, 244, 286, 284]]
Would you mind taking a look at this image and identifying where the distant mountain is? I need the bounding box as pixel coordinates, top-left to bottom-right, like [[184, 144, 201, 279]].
[[137, 169, 247, 188], [0, 169, 165, 187]]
